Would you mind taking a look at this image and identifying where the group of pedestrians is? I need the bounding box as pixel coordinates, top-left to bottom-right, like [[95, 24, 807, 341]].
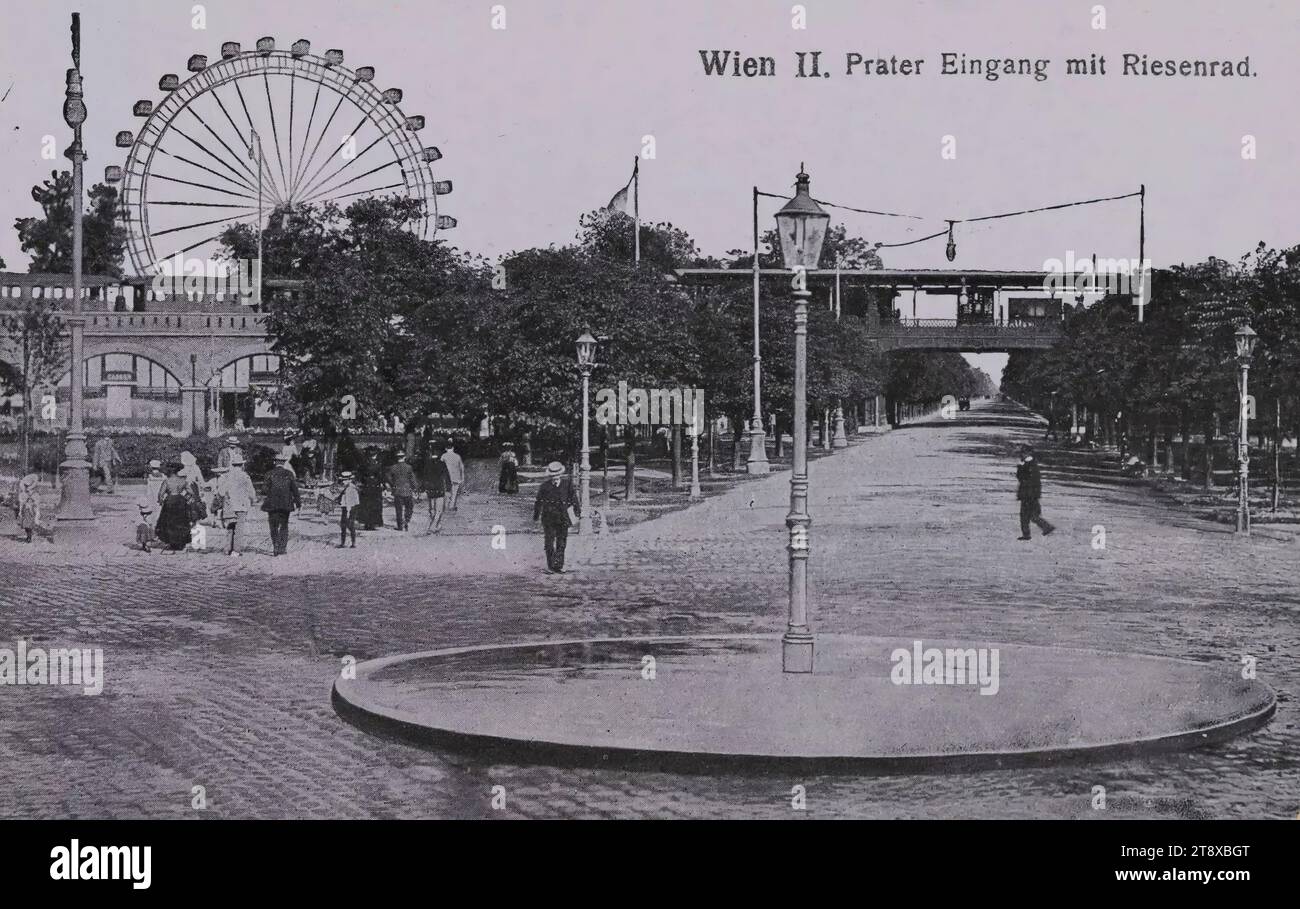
[[13, 431, 588, 572]]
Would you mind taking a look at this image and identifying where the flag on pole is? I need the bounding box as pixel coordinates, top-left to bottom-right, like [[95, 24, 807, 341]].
[[604, 158, 638, 213]]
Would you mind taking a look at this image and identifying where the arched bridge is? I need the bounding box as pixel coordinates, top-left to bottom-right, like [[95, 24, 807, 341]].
[[1, 272, 290, 435]]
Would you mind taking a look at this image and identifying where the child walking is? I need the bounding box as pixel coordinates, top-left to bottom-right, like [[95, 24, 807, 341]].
[[335, 471, 360, 548], [136, 504, 156, 553], [15, 474, 41, 543]]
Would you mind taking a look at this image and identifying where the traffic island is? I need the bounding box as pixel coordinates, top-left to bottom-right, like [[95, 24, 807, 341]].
[[332, 634, 1275, 773]]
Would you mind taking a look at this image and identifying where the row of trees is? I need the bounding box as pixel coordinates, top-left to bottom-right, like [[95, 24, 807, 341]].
[[215, 198, 991, 465], [1002, 244, 1300, 489], [1, 170, 993, 488]]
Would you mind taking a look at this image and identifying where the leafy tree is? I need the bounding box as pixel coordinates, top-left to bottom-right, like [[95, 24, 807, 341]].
[[13, 171, 126, 276], [218, 196, 488, 433], [0, 296, 68, 472]]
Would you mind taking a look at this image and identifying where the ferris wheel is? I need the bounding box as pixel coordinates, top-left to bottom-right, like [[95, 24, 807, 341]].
[[104, 37, 454, 277]]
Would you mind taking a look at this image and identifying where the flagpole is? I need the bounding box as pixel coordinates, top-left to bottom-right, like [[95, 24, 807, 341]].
[[633, 157, 640, 264], [250, 129, 264, 309], [746, 184, 769, 473]]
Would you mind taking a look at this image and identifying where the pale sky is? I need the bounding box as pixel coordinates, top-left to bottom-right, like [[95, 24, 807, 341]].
[[3, 0, 1296, 382]]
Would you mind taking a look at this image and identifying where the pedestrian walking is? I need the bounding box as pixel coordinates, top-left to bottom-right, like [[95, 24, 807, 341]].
[[386, 451, 418, 531], [91, 435, 121, 493], [177, 451, 210, 530], [135, 504, 156, 553], [441, 440, 465, 511], [336, 428, 360, 476], [281, 431, 301, 477], [14, 473, 41, 543], [143, 459, 166, 523], [156, 463, 195, 551], [356, 450, 385, 530], [420, 443, 452, 534], [498, 442, 519, 494], [334, 471, 360, 548], [301, 437, 320, 484], [1015, 444, 1055, 540], [214, 452, 257, 556], [533, 461, 580, 573], [217, 436, 243, 469], [262, 451, 301, 556]]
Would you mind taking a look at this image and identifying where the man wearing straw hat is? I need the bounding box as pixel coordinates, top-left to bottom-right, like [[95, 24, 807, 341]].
[[334, 470, 360, 548], [214, 450, 257, 556], [532, 461, 581, 573], [217, 436, 243, 470]]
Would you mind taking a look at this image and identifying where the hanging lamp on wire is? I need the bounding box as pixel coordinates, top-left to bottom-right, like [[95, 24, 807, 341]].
[[945, 220, 957, 262]]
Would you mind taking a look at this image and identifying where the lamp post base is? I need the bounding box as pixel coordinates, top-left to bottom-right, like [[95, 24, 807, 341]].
[[746, 422, 770, 474], [782, 632, 814, 674], [56, 459, 95, 522], [832, 406, 849, 448]]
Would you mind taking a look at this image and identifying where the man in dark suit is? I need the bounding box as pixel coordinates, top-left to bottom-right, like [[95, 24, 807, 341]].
[[386, 451, 418, 531], [1016, 444, 1055, 540], [262, 452, 301, 556], [533, 461, 580, 573], [420, 444, 452, 534]]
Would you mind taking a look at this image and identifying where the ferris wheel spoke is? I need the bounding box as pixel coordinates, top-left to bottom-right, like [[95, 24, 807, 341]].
[[311, 181, 407, 206], [296, 112, 372, 205], [298, 115, 402, 204], [148, 171, 254, 200], [150, 172, 257, 201], [299, 158, 398, 207], [208, 84, 284, 208], [233, 78, 285, 204], [291, 91, 348, 202], [151, 200, 258, 209], [156, 146, 258, 195], [186, 107, 261, 186], [284, 76, 295, 204], [289, 76, 327, 200], [163, 213, 260, 260], [263, 73, 290, 195], [153, 210, 259, 239], [163, 124, 258, 194], [210, 85, 252, 153]]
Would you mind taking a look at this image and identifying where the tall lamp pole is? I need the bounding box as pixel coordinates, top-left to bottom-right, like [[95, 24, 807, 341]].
[[1234, 324, 1257, 535], [688, 394, 703, 501], [575, 332, 597, 534], [747, 186, 770, 473], [774, 166, 828, 673], [58, 13, 94, 523]]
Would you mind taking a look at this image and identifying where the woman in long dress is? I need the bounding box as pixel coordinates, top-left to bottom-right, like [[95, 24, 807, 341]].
[[357, 451, 385, 530], [156, 464, 194, 551], [179, 451, 208, 522], [498, 442, 519, 494]]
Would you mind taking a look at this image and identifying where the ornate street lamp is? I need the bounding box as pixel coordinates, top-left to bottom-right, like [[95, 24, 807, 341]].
[[774, 165, 828, 673], [58, 13, 94, 524], [575, 332, 598, 535], [1234, 324, 1257, 535]]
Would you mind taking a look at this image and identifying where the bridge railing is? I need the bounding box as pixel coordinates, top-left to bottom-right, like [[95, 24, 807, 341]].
[[85, 312, 269, 333], [0, 309, 270, 334], [872, 318, 1062, 337]]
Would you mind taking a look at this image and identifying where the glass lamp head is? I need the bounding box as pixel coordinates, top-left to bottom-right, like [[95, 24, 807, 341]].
[[774, 167, 829, 271]]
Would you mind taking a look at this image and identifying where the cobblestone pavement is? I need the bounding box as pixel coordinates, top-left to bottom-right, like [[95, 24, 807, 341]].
[[1, 401, 1296, 819]]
